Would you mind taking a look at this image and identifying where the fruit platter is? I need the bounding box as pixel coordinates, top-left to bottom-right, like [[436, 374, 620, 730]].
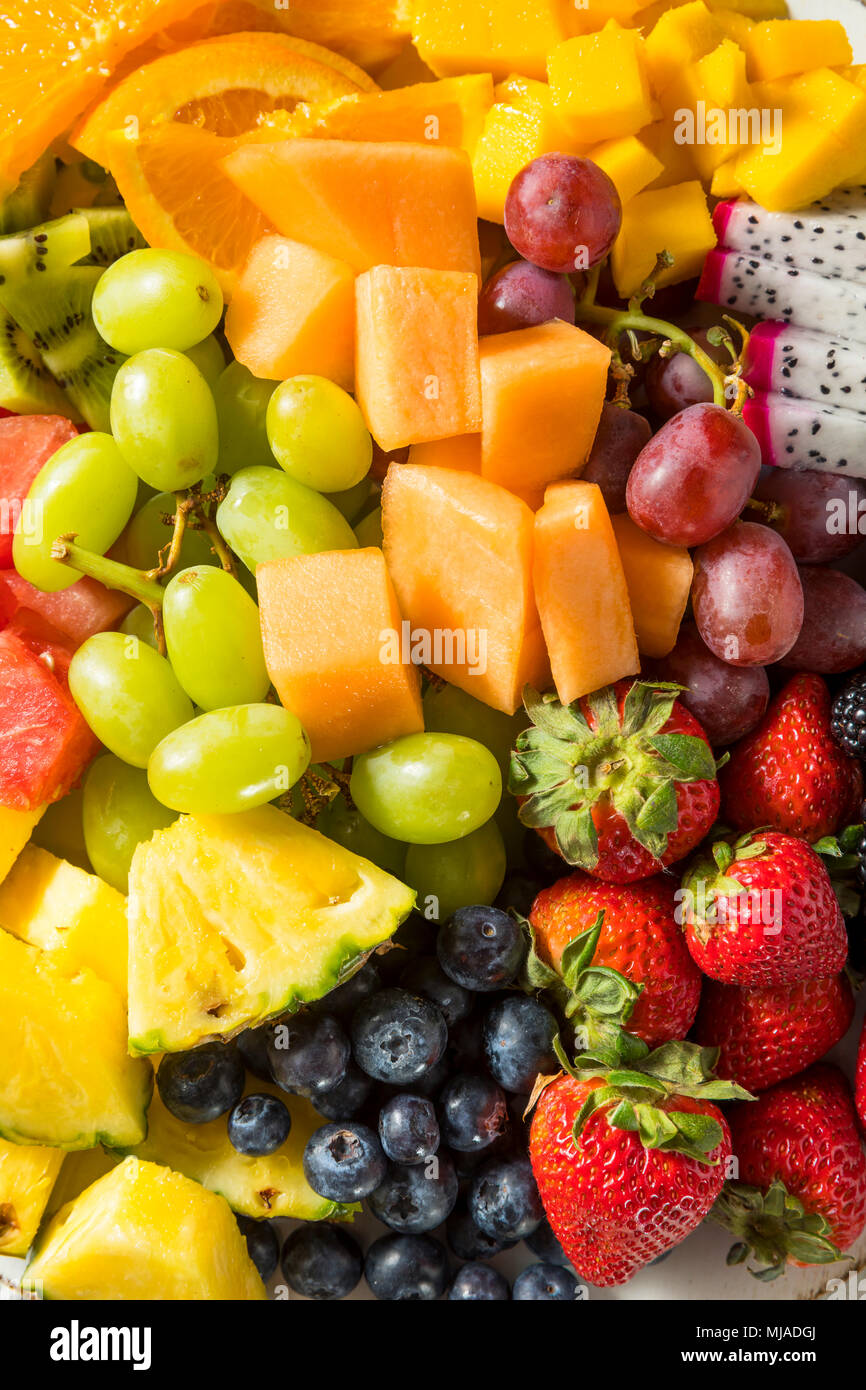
[[2, 0, 866, 1311]]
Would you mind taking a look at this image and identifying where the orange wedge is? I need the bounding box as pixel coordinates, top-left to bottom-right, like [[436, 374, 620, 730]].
[[73, 33, 377, 166], [104, 124, 269, 297], [0, 0, 207, 191]]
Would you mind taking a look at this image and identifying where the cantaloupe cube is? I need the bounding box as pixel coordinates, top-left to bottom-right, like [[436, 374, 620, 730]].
[[291, 75, 495, 156], [355, 266, 481, 453], [660, 40, 752, 179], [644, 1, 724, 96], [639, 120, 699, 189], [411, 0, 569, 82], [589, 135, 664, 204], [611, 181, 715, 297], [533, 482, 639, 706], [548, 21, 655, 144], [221, 140, 481, 279], [382, 465, 550, 714], [0, 803, 43, 886], [744, 20, 851, 81], [407, 435, 482, 472], [479, 322, 611, 499], [610, 513, 693, 659], [226, 235, 355, 390], [257, 548, 424, 763]]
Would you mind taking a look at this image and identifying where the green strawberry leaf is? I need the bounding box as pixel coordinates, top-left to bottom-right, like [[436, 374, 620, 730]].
[[554, 808, 598, 868], [648, 733, 716, 781], [559, 915, 605, 990]]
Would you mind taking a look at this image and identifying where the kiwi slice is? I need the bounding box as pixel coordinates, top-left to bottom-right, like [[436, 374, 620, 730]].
[[0, 212, 91, 282], [0, 153, 56, 236], [77, 206, 145, 267], [0, 310, 79, 418]]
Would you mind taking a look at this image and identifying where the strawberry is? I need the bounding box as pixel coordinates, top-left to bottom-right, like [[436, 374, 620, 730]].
[[856, 1017, 866, 1135], [529, 1038, 745, 1286], [715, 1065, 866, 1277], [510, 681, 720, 884], [693, 973, 855, 1093], [719, 673, 863, 841], [682, 830, 848, 986], [529, 872, 702, 1048]]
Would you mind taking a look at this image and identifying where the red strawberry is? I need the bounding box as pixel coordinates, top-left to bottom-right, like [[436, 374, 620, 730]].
[[511, 680, 720, 884], [856, 1018, 866, 1135], [719, 673, 862, 840], [682, 830, 848, 986], [529, 1040, 742, 1286], [693, 973, 855, 1093], [716, 1065, 866, 1276], [529, 872, 702, 1048]]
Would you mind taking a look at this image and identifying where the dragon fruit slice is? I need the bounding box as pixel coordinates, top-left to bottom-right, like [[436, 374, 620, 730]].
[[697, 249, 866, 346], [713, 192, 866, 284], [742, 390, 866, 476], [744, 323, 866, 416]]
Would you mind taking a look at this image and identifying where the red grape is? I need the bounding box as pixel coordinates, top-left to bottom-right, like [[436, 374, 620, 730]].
[[752, 467, 866, 564], [626, 403, 761, 547], [645, 330, 723, 422], [504, 155, 622, 275], [692, 521, 804, 666], [581, 403, 651, 513], [649, 621, 770, 747], [780, 566, 866, 673], [478, 259, 576, 336]]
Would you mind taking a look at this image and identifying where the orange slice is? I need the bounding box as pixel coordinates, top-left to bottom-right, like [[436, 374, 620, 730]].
[[104, 123, 269, 296], [0, 0, 207, 191], [73, 33, 377, 166]]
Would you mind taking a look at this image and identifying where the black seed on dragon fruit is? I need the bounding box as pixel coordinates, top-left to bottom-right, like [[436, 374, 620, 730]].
[[742, 391, 866, 475], [712, 194, 866, 285], [697, 249, 866, 345], [745, 324, 866, 416]]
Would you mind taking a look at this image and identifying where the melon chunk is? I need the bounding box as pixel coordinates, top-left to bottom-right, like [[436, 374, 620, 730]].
[[611, 512, 693, 659], [355, 265, 481, 451], [257, 547, 424, 763], [407, 435, 482, 472], [533, 482, 639, 705], [0, 1137, 64, 1257], [226, 235, 356, 390], [382, 464, 550, 714], [479, 321, 611, 500], [221, 139, 481, 278], [127, 807, 415, 1055]]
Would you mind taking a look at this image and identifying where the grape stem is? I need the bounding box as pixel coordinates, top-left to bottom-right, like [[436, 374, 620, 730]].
[[148, 493, 196, 581], [50, 535, 167, 655]]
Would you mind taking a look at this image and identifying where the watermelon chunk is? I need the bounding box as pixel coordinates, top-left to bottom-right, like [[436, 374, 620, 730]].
[[0, 624, 99, 811], [0, 415, 79, 567], [0, 571, 132, 648]]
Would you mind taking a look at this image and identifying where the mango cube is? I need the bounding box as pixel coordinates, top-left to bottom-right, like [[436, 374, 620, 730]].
[[589, 134, 664, 203], [644, 1, 724, 96], [639, 120, 699, 188], [710, 156, 744, 197], [611, 180, 715, 297], [743, 19, 852, 82], [712, 10, 754, 46], [472, 85, 584, 223], [706, 0, 787, 16], [661, 39, 753, 179], [548, 21, 655, 144], [411, 0, 568, 82]]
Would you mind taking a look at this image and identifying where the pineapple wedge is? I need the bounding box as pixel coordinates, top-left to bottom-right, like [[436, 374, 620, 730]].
[[127, 806, 415, 1056], [0, 803, 43, 885], [0, 1137, 64, 1257]]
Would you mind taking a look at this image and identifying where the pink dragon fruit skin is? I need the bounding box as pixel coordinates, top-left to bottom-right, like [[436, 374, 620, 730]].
[[712, 193, 866, 285], [744, 323, 866, 416], [696, 249, 866, 345], [742, 390, 866, 476]]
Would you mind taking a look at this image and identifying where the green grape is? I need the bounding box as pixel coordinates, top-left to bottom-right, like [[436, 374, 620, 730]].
[[422, 683, 528, 781], [266, 375, 372, 493], [326, 477, 373, 523], [32, 788, 91, 873], [350, 732, 502, 845], [92, 248, 223, 355], [403, 820, 507, 923], [148, 704, 311, 814], [110, 349, 219, 492], [317, 797, 406, 878], [163, 564, 269, 710], [354, 506, 383, 548], [185, 334, 226, 386], [82, 754, 176, 892], [214, 362, 278, 475], [120, 604, 159, 650], [114, 491, 215, 572], [69, 631, 194, 768], [216, 465, 357, 573], [12, 432, 138, 593]]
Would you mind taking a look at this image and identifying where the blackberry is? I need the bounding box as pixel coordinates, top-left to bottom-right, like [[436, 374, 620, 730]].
[[830, 672, 866, 757]]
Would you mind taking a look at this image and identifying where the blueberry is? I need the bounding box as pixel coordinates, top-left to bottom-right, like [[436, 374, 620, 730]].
[[448, 1133, 512, 1180], [368, 1152, 458, 1233], [448, 1262, 511, 1300], [314, 959, 381, 1021], [446, 1202, 516, 1261], [236, 1023, 276, 1082], [236, 1215, 279, 1284], [469, 1155, 544, 1242], [439, 1073, 509, 1152], [379, 1093, 440, 1164], [437, 906, 525, 992], [157, 1044, 245, 1124], [280, 1224, 363, 1300], [267, 1013, 349, 1099], [407, 1053, 451, 1099], [495, 874, 544, 918], [364, 1234, 450, 1301], [303, 1122, 387, 1202], [398, 957, 474, 1028], [482, 995, 558, 1094], [351, 988, 447, 1085], [526, 1217, 573, 1269], [314, 1060, 374, 1122], [512, 1262, 579, 1301], [227, 1093, 292, 1156]]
